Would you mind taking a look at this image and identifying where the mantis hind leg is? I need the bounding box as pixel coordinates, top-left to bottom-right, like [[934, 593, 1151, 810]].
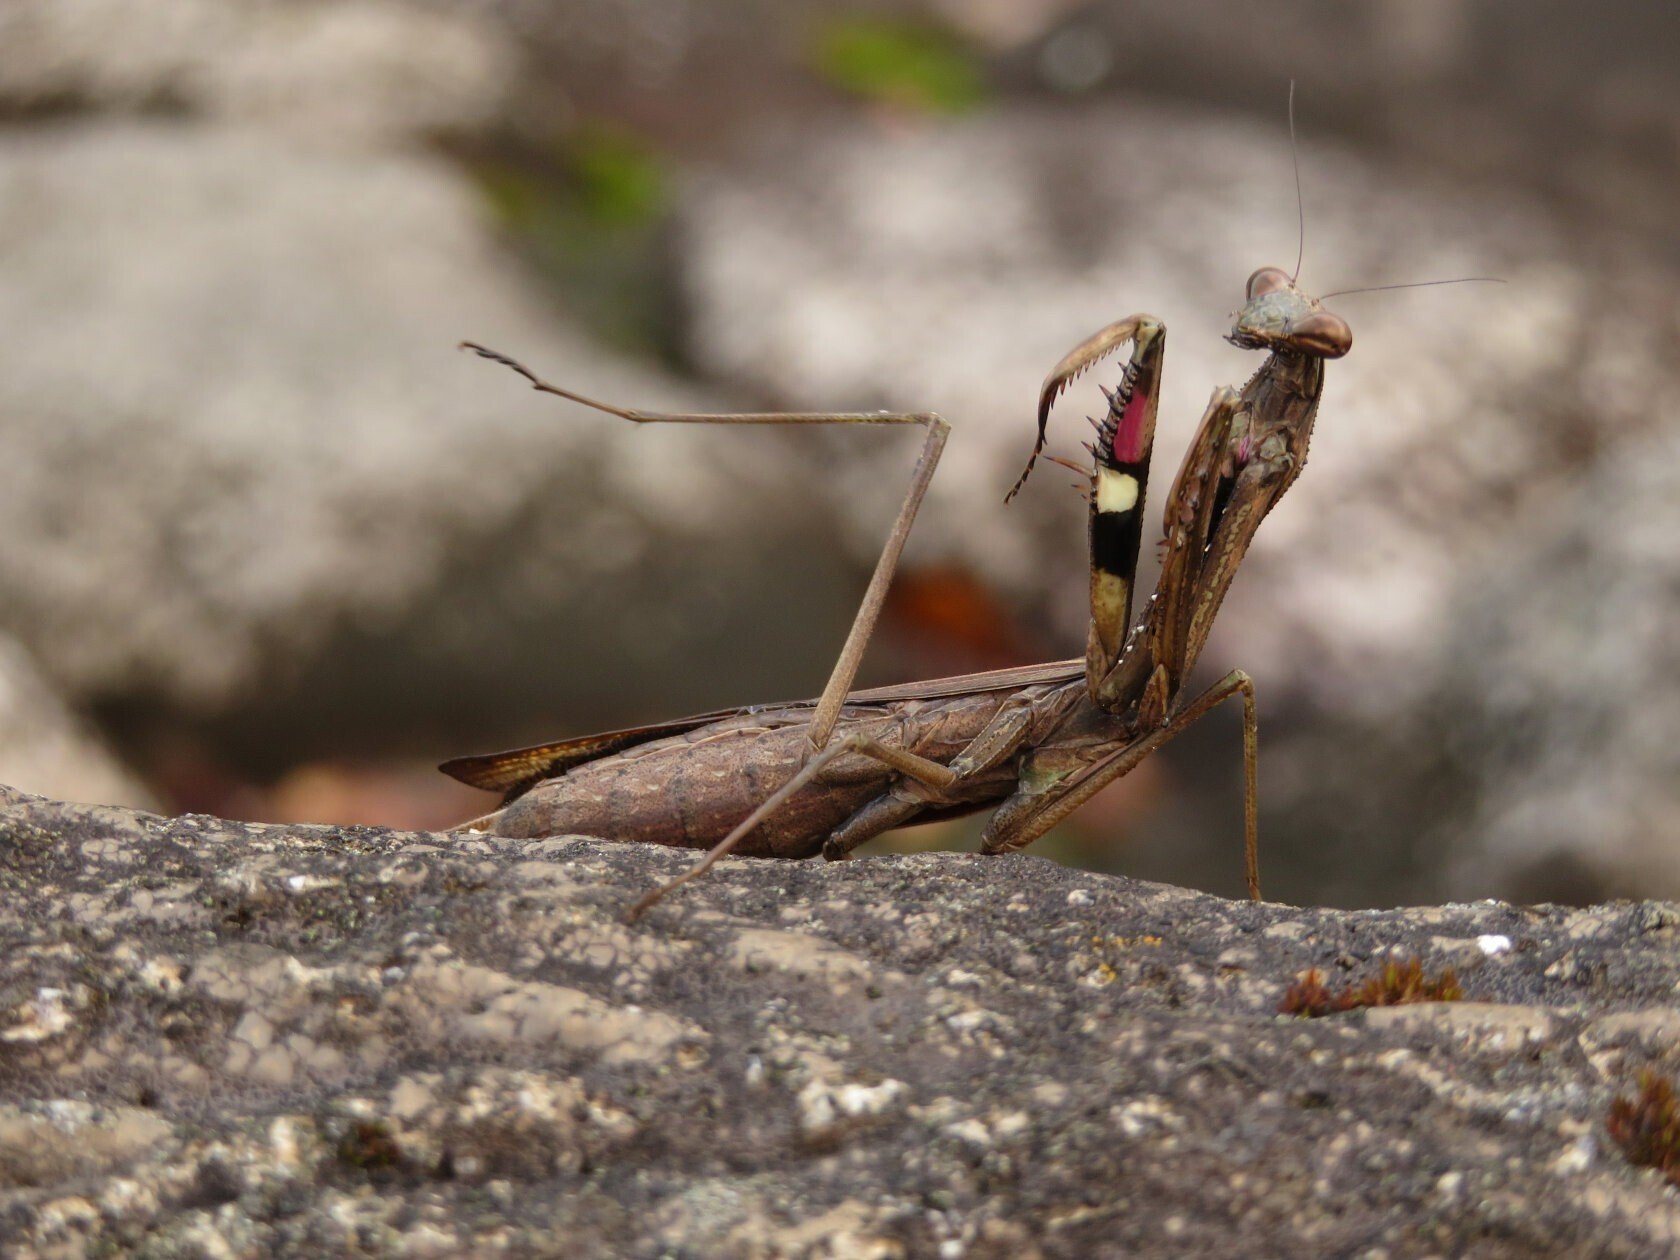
[[460, 343, 950, 756], [632, 679, 1066, 913], [980, 669, 1261, 901], [627, 732, 960, 919], [820, 794, 925, 862], [819, 682, 1061, 861]]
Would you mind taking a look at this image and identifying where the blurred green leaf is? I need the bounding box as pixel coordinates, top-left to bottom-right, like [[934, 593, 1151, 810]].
[[565, 125, 669, 228], [812, 17, 986, 115]]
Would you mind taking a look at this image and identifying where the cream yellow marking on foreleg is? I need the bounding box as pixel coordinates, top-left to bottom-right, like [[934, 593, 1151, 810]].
[[1096, 469, 1140, 514]]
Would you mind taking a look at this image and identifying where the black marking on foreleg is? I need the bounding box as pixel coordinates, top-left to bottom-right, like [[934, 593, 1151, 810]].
[[1088, 361, 1154, 626]]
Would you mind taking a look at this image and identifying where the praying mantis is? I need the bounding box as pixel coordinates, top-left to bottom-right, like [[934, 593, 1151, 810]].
[[440, 259, 1353, 916]]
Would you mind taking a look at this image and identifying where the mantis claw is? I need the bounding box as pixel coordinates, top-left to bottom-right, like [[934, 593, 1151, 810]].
[[1007, 315, 1156, 503]]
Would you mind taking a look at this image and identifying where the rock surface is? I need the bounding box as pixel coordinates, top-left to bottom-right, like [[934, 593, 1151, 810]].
[[4, 784, 1679, 1256], [1434, 419, 1680, 900], [0, 121, 853, 752], [0, 0, 881, 762], [0, 636, 153, 813], [0, 0, 510, 145]]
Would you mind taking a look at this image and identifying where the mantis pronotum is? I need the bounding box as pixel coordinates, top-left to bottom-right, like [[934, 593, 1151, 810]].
[[441, 260, 1353, 916]]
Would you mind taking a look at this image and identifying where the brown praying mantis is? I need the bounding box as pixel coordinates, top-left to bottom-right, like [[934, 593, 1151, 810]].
[[440, 260, 1354, 917]]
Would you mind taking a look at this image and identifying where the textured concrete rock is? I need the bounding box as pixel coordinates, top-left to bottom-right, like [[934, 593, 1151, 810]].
[[4, 784, 1679, 1256]]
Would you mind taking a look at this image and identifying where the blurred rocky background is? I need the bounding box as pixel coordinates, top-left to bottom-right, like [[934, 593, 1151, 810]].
[[1, 0, 1678, 908]]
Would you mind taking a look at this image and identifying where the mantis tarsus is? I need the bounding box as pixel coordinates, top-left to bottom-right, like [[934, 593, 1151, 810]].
[[440, 262, 1353, 917]]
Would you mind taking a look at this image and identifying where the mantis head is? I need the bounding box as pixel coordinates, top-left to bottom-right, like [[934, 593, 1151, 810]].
[[1228, 266, 1351, 359]]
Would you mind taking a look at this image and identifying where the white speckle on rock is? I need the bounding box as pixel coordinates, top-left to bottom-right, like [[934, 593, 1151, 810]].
[[797, 1078, 908, 1142], [1113, 1097, 1180, 1138], [1066, 889, 1094, 907], [944, 1010, 996, 1036], [991, 1110, 1031, 1140], [729, 928, 878, 985], [136, 958, 185, 995], [1552, 1135, 1596, 1175], [282, 874, 336, 894], [944, 1118, 993, 1148], [2, 986, 76, 1043], [31, 1197, 101, 1242], [1477, 934, 1513, 956], [1544, 955, 1579, 981], [269, 1116, 303, 1169]]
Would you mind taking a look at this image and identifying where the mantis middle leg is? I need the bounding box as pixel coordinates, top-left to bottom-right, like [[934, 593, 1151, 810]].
[[980, 669, 1262, 901]]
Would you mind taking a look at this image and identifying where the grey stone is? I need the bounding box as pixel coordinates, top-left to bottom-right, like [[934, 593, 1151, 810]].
[[3, 783, 1679, 1255], [0, 0, 511, 145], [0, 122, 842, 745], [1433, 422, 1680, 900], [0, 634, 152, 810], [676, 103, 1657, 685]]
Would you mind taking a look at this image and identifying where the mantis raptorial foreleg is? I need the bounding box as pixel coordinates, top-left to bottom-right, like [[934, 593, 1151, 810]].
[[459, 343, 949, 754]]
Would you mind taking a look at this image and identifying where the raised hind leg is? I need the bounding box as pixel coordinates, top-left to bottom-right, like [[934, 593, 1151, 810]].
[[463, 343, 948, 754]]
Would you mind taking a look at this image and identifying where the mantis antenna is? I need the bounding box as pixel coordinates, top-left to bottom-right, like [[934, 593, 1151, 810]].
[[1289, 80, 1305, 285], [1319, 278, 1506, 299]]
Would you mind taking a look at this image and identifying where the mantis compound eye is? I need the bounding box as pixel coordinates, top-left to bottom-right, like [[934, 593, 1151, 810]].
[[1286, 310, 1352, 358], [1246, 267, 1293, 301]]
